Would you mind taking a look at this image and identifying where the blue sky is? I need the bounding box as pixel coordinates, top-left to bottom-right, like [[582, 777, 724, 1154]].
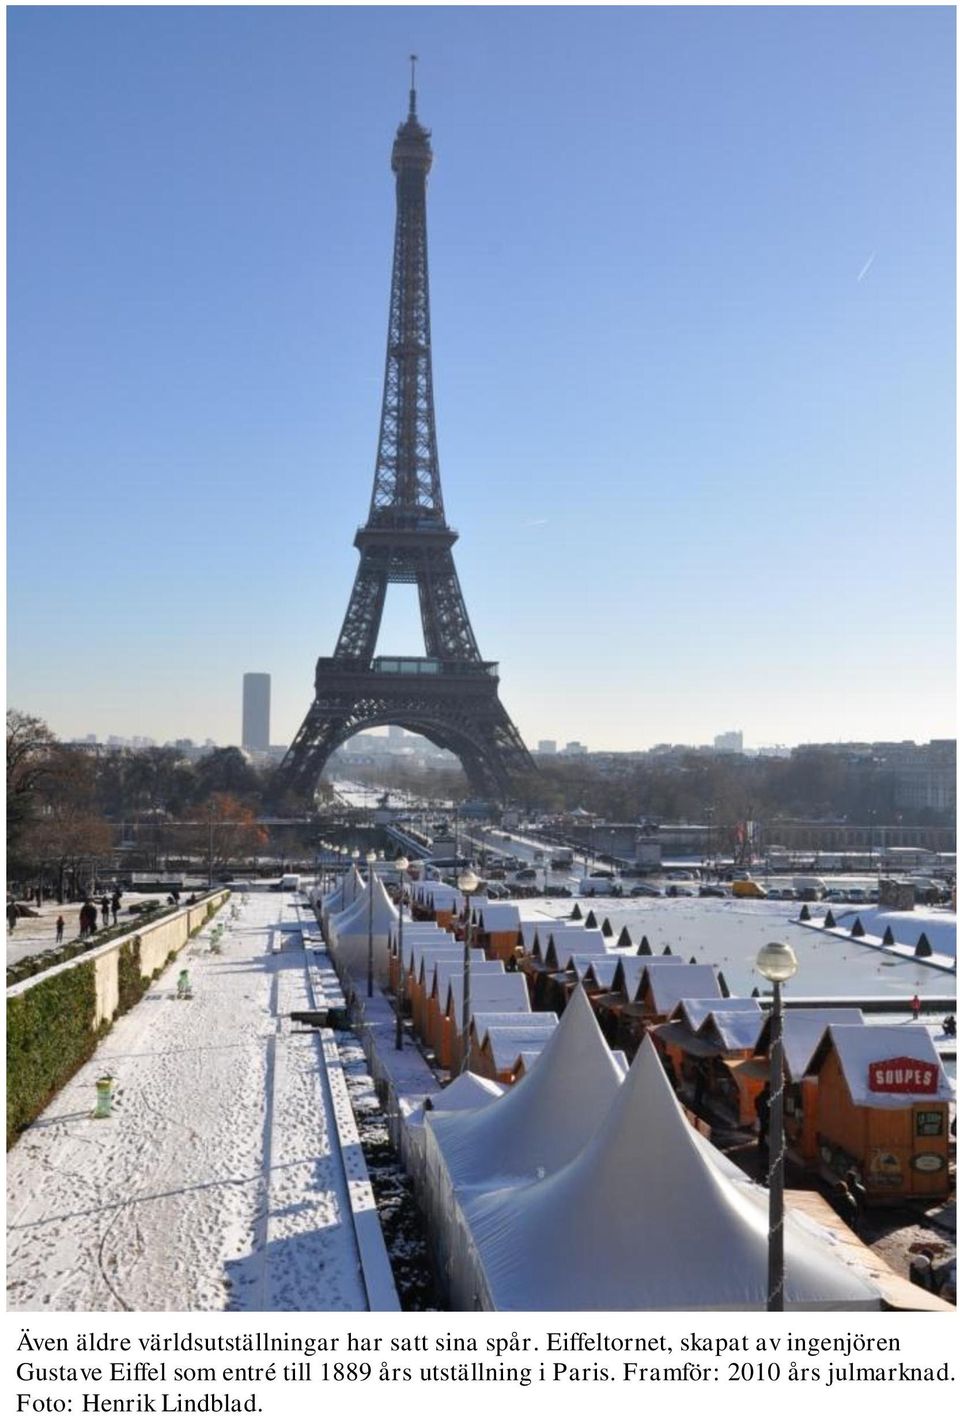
[[7, 5, 956, 752]]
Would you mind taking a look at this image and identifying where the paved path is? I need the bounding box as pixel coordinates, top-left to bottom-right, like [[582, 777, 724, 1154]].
[[7, 892, 372, 1311]]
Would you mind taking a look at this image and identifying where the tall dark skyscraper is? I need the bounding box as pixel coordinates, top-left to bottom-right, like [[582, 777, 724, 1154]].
[[277, 67, 532, 801], [242, 673, 271, 752]]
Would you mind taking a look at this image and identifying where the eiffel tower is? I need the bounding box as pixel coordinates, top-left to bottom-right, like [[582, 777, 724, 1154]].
[[278, 65, 533, 803]]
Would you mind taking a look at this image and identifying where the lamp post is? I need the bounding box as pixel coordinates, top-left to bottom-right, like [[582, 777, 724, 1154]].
[[394, 854, 409, 1049], [756, 939, 799, 1313], [365, 849, 377, 998], [457, 869, 480, 1075]]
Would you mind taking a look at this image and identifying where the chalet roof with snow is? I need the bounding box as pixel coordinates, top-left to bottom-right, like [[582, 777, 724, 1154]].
[[808, 1024, 953, 1108], [755, 1008, 866, 1080]]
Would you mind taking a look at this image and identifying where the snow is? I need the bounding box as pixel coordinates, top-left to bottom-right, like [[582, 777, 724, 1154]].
[[6, 893, 376, 1311]]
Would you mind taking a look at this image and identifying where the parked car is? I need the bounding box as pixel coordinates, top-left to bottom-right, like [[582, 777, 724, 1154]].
[[631, 883, 662, 897], [515, 867, 538, 881], [666, 885, 694, 898], [698, 885, 726, 898]]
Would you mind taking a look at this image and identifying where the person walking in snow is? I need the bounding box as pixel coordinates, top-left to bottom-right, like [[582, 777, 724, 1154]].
[[911, 993, 921, 1021], [56, 915, 65, 944]]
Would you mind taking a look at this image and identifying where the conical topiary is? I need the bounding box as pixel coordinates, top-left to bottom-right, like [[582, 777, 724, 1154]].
[[601, 917, 614, 938], [824, 909, 836, 929], [617, 926, 633, 950], [799, 904, 811, 921], [584, 909, 598, 930], [882, 925, 895, 947], [915, 933, 932, 958], [850, 917, 865, 938], [570, 903, 582, 921], [688, 955, 697, 965], [751, 986, 761, 998], [662, 944, 673, 956], [639, 936, 652, 956]]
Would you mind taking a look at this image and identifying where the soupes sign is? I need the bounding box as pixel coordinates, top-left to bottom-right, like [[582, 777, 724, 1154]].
[[868, 1056, 938, 1094]]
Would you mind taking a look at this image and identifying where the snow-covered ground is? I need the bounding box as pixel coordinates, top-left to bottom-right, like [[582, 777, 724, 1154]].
[[6, 892, 371, 1311]]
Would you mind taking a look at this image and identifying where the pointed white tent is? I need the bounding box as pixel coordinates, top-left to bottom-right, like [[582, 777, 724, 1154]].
[[421, 986, 625, 1291], [328, 872, 399, 987], [425, 986, 623, 1191], [459, 1036, 881, 1310], [321, 865, 364, 929]]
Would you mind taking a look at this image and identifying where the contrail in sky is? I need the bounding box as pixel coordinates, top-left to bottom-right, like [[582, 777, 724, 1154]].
[[857, 252, 876, 282]]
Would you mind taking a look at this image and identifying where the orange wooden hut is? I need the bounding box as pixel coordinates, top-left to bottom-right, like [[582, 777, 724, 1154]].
[[807, 1023, 952, 1202]]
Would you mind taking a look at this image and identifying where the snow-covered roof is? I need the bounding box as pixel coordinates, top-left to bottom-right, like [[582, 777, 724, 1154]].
[[610, 956, 651, 999], [462, 1037, 881, 1311], [410, 942, 464, 982], [672, 996, 760, 1034], [426, 987, 624, 1189], [397, 926, 450, 972], [702, 1008, 766, 1052], [447, 973, 531, 1032], [484, 1024, 559, 1073], [756, 1008, 866, 1080], [470, 1011, 558, 1048], [642, 963, 722, 1015], [543, 928, 606, 969], [582, 958, 621, 989], [563, 951, 617, 985], [430, 955, 501, 1002], [810, 1024, 952, 1108], [474, 902, 522, 932]]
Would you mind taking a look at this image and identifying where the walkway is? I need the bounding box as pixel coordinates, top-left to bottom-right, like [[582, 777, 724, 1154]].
[[7, 892, 381, 1311]]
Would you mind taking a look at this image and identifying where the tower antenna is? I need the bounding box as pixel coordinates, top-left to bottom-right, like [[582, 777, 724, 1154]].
[[409, 53, 418, 116]]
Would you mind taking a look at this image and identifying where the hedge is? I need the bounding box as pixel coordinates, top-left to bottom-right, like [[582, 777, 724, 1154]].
[[6, 892, 228, 1148], [7, 961, 99, 1148], [117, 937, 149, 1013]]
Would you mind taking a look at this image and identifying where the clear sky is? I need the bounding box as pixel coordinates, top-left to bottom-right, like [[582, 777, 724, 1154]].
[[7, 5, 956, 752]]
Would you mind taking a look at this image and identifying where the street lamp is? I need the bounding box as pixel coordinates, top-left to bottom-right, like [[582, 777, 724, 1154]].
[[365, 849, 377, 998], [394, 854, 409, 1049], [457, 868, 480, 1075], [756, 939, 799, 1313]]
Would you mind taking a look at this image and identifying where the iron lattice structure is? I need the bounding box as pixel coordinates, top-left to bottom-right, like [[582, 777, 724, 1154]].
[[278, 77, 533, 802]]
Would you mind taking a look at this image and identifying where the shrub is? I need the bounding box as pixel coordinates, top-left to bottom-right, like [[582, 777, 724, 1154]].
[[7, 962, 98, 1148], [117, 936, 148, 1013]]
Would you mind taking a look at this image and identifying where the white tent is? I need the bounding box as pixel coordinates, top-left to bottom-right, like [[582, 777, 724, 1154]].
[[425, 987, 622, 1192], [421, 987, 625, 1293], [321, 865, 364, 929], [328, 872, 399, 987], [404, 1072, 504, 1191], [458, 1036, 882, 1310]]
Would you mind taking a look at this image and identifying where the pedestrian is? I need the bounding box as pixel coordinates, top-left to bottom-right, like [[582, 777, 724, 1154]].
[[111, 897, 119, 925], [911, 993, 921, 1021], [7, 901, 18, 932], [755, 1081, 771, 1149], [833, 1181, 859, 1233], [56, 915, 65, 944], [846, 1167, 868, 1216], [36, 885, 42, 907], [101, 895, 110, 927]]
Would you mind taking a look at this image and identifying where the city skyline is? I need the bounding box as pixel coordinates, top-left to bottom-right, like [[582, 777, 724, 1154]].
[[8, 7, 956, 752]]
